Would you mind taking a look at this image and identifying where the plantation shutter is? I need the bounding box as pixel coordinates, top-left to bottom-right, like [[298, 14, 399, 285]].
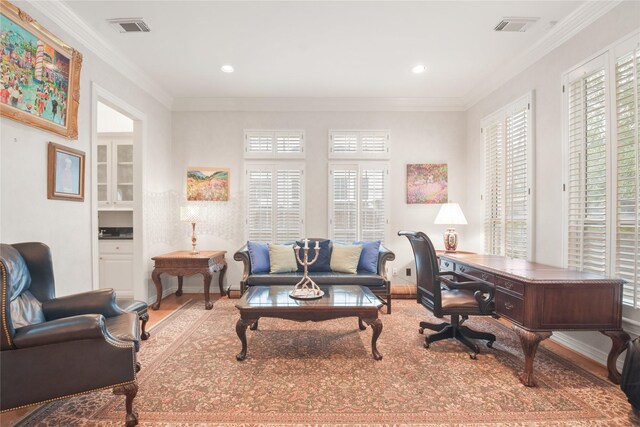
[[566, 61, 608, 274], [615, 45, 640, 307], [245, 130, 304, 158], [482, 93, 532, 260], [329, 131, 390, 159], [246, 163, 304, 243], [484, 120, 504, 256], [329, 165, 358, 242], [504, 104, 530, 259], [275, 168, 304, 243], [246, 168, 273, 241], [360, 165, 388, 242]]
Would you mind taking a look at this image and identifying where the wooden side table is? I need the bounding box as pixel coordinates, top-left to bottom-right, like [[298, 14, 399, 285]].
[[151, 250, 227, 310]]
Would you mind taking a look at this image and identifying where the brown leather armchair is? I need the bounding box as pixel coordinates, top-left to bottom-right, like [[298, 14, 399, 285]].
[[399, 231, 496, 359], [0, 242, 140, 426]]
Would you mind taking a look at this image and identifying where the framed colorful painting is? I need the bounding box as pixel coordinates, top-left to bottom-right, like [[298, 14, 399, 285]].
[[187, 167, 230, 201], [48, 142, 85, 201], [406, 163, 448, 204], [0, 0, 82, 139]]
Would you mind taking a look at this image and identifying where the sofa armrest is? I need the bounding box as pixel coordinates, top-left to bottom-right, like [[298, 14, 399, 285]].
[[42, 289, 125, 321], [377, 244, 395, 281], [234, 244, 251, 291], [12, 314, 111, 348]]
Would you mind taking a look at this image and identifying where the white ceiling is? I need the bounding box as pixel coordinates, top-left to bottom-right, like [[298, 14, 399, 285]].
[[63, 0, 586, 103]]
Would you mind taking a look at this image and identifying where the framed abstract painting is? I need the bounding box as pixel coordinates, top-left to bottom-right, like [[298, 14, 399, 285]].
[[48, 142, 85, 201], [406, 163, 448, 204], [0, 0, 82, 139], [187, 167, 230, 201]]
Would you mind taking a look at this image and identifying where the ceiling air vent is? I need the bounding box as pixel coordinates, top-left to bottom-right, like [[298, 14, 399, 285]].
[[108, 18, 150, 33], [494, 17, 539, 32]]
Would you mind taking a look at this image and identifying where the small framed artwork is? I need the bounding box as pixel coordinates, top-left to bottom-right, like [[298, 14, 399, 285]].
[[187, 167, 229, 201], [0, 0, 82, 139], [407, 163, 448, 204], [47, 142, 85, 201]]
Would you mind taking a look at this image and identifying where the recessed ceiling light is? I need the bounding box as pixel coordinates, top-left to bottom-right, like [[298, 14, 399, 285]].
[[221, 65, 234, 73], [412, 65, 426, 74]]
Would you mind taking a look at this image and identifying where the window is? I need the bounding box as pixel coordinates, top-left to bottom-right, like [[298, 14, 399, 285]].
[[328, 162, 389, 242], [481, 93, 534, 260], [245, 163, 305, 243], [244, 130, 305, 158], [563, 33, 640, 308], [329, 130, 390, 159]]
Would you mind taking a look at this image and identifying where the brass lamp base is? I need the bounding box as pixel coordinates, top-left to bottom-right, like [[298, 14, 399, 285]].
[[190, 222, 199, 255]]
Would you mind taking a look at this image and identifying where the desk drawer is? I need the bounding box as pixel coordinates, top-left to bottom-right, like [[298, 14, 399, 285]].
[[440, 259, 454, 272], [456, 264, 495, 284], [495, 290, 524, 324], [495, 277, 524, 296]]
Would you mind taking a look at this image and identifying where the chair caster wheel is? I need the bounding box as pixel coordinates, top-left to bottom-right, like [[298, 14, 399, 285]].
[[469, 353, 477, 360], [424, 341, 430, 349], [418, 328, 424, 334], [487, 341, 494, 348]]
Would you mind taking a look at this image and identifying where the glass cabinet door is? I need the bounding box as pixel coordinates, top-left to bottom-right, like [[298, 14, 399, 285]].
[[115, 143, 133, 203], [97, 144, 109, 204]]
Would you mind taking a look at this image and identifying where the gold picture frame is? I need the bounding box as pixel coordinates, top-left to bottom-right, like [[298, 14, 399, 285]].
[[48, 142, 85, 201], [0, 0, 82, 139]]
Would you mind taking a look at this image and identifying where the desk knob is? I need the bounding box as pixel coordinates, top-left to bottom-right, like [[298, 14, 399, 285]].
[[504, 302, 514, 311], [460, 266, 466, 272], [505, 281, 514, 290]]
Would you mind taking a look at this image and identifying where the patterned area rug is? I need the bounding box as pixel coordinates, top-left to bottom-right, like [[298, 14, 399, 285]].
[[19, 298, 638, 426]]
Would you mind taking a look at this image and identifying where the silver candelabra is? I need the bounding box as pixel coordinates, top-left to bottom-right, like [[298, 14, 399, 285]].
[[290, 239, 324, 299]]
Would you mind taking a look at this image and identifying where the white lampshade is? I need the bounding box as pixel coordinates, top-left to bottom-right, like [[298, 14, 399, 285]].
[[434, 203, 467, 225], [180, 206, 206, 223]]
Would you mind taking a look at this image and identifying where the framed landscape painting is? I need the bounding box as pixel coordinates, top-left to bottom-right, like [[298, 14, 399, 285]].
[[187, 167, 229, 201], [0, 0, 82, 139], [48, 142, 85, 201], [407, 163, 448, 204]]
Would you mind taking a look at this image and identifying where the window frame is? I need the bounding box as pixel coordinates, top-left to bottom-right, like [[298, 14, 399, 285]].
[[480, 91, 536, 261], [244, 129, 306, 159], [328, 130, 391, 159]]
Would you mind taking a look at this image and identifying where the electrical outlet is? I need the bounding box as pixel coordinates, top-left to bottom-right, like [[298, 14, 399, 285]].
[[392, 268, 398, 276], [406, 268, 412, 276]]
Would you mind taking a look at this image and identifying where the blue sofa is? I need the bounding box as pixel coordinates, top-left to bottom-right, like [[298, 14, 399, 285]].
[[234, 238, 395, 313]]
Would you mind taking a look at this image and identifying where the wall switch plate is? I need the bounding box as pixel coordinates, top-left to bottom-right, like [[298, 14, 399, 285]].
[[406, 268, 411, 276], [392, 267, 398, 276]]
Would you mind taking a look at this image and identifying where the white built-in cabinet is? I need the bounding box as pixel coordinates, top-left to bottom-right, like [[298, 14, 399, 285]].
[[97, 134, 134, 209], [99, 240, 133, 297]]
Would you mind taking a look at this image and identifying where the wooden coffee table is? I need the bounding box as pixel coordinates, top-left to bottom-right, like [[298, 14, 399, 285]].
[[235, 285, 384, 361]]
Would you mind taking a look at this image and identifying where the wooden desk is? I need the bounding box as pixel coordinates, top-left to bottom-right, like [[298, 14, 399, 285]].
[[151, 250, 227, 310], [439, 253, 629, 387]]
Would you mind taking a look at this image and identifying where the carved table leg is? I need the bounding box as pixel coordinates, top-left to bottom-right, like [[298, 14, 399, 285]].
[[175, 276, 184, 296], [513, 325, 552, 387], [113, 382, 138, 427], [250, 319, 259, 331], [363, 318, 383, 360], [135, 361, 141, 373], [601, 330, 631, 384], [236, 318, 253, 361], [151, 270, 163, 310], [203, 272, 213, 310], [140, 313, 150, 340], [358, 317, 366, 331], [218, 262, 228, 296]]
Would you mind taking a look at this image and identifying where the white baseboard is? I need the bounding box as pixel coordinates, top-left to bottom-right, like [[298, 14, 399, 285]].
[[146, 286, 179, 305], [146, 284, 227, 305], [551, 332, 625, 372]]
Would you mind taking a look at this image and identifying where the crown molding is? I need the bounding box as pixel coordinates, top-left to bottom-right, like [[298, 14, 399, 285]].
[[24, 0, 173, 110], [172, 97, 467, 112], [463, 0, 623, 110]]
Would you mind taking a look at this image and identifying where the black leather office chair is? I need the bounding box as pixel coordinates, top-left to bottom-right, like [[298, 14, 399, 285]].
[[1, 242, 140, 426], [399, 231, 496, 358]]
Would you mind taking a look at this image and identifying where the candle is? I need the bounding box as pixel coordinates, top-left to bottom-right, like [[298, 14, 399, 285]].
[[304, 239, 309, 249], [315, 241, 319, 249]]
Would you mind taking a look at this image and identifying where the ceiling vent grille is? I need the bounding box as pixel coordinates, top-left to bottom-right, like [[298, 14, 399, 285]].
[[494, 17, 539, 32], [108, 18, 151, 33]]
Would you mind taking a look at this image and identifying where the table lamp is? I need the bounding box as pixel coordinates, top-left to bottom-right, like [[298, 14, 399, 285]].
[[434, 202, 467, 252], [180, 206, 206, 255]]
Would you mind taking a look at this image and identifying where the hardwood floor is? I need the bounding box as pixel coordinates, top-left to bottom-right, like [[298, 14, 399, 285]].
[[0, 293, 613, 426]]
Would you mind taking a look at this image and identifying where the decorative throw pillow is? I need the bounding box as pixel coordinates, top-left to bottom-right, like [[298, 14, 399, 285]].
[[353, 240, 381, 273], [330, 244, 363, 274], [296, 240, 331, 272], [247, 241, 270, 274], [268, 244, 298, 273]]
